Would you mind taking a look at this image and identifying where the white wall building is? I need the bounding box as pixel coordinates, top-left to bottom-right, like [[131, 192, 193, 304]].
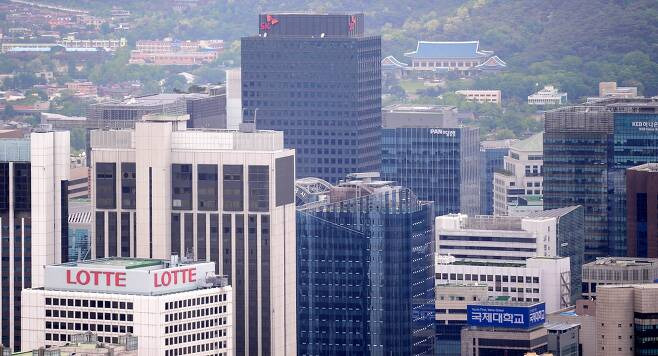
[[21, 258, 232, 356], [493, 132, 543, 216], [528, 85, 568, 105], [0, 130, 70, 351], [455, 89, 502, 105], [225, 68, 242, 130], [436, 213, 557, 263], [90, 115, 296, 356], [436, 255, 571, 313]]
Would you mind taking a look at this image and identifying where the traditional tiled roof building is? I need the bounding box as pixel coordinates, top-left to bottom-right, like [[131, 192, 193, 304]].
[[404, 40, 501, 76]]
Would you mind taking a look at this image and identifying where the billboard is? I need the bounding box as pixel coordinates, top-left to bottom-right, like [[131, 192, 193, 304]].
[[467, 303, 545, 330], [43, 262, 215, 296]]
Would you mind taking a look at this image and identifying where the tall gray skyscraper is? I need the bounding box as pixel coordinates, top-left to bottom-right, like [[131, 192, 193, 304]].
[[90, 115, 296, 355], [241, 13, 381, 183]]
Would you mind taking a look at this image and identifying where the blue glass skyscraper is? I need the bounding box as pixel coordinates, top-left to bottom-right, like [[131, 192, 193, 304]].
[[381, 105, 480, 216], [479, 139, 516, 215], [296, 174, 435, 355]]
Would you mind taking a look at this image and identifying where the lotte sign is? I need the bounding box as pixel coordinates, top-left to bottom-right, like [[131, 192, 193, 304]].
[[44, 262, 214, 296]]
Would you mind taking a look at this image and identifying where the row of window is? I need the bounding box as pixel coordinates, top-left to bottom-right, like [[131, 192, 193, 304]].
[[45, 298, 133, 309], [164, 307, 227, 322], [165, 318, 226, 334], [164, 294, 227, 310], [46, 309, 133, 322], [46, 322, 133, 334], [164, 341, 228, 356], [165, 330, 227, 346], [438, 273, 540, 284]]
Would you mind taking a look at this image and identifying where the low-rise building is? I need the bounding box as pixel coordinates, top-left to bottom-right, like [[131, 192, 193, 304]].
[[456, 90, 501, 105], [581, 257, 658, 299], [528, 86, 567, 106], [21, 258, 233, 355], [545, 322, 580, 356], [404, 41, 504, 76], [599, 82, 638, 99], [493, 132, 543, 216], [15, 332, 138, 355], [66, 81, 98, 97], [436, 283, 490, 356], [436, 255, 571, 313], [461, 301, 549, 355]]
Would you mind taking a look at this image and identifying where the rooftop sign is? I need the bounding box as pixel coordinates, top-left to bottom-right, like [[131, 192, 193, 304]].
[[467, 303, 545, 330], [44, 262, 215, 296]]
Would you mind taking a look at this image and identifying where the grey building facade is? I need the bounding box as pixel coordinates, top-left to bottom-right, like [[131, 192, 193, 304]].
[[241, 13, 381, 183]]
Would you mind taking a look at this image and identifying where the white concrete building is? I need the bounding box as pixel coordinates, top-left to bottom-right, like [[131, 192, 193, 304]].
[[528, 85, 567, 105], [436, 255, 571, 313], [21, 258, 232, 356], [493, 132, 543, 216], [436, 213, 557, 263], [455, 89, 502, 105], [0, 130, 70, 351], [225, 68, 242, 130], [90, 115, 296, 356]]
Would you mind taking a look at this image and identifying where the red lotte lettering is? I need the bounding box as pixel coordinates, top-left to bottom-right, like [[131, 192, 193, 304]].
[[153, 267, 197, 287], [66, 269, 127, 287]]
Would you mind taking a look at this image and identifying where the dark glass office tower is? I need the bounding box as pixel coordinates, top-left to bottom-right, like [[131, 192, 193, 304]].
[[297, 175, 435, 355], [241, 13, 381, 183], [543, 98, 658, 260], [380, 105, 480, 216]]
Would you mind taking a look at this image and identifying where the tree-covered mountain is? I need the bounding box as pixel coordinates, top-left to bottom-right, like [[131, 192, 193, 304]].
[[44, 0, 658, 98]]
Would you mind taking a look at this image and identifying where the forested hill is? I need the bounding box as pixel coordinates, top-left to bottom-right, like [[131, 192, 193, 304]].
[[48, 0, 658, 97]]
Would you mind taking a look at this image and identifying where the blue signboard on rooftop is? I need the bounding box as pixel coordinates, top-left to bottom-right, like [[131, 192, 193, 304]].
[[467, 303, 545, 329]]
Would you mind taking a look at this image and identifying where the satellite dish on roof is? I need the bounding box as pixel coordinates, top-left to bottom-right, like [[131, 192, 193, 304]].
[[320, 33, 325, 38]]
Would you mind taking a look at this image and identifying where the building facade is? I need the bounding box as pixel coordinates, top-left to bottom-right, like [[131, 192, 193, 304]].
[[87, 90, 227, 130], [581, 257, 658, 299], [436, 206, 583, 302], [455, 90, 501, 105], [626, 163, 658, 257], [0, 130, 70, 351], [381, 105, 479, 216], [436, 256, 571, 314], [493, 132, 543, 216], [543, 98, 658, 260], [545, 323, 580, 356], [599, 82, 638, 99], [21, 258, 232, 355], [297, 175, 435, 355], [404, 41, 500, 76], [479, 139, 516, 215], [596, 284, 658, 356], [528, 86, 567, 106], [461, 302, 549, 356], [241, 13, 381, 183], [435, 283, 489, 356], [90, 115, 297, 356]]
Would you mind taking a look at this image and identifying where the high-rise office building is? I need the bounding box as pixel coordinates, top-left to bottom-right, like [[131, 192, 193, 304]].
[[90, 115, 296, 356], [381, 105, 480, 216], [626, 163, 658, 257], [493, 132, 544, 216], [0, 129, 70, 351], [296, 174, 435, 355], [543, 97, 658, 260], [241, 13, 381, 183], [480, 139, 516, 215]]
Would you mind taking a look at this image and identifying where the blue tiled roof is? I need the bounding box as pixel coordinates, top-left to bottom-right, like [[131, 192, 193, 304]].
[[475, 55, 507, 69], [381, 55, 408, 68], [404, 41, 491, 59]]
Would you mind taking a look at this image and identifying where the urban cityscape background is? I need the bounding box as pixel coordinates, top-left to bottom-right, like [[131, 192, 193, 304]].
[[0, 1, 657, 355]]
